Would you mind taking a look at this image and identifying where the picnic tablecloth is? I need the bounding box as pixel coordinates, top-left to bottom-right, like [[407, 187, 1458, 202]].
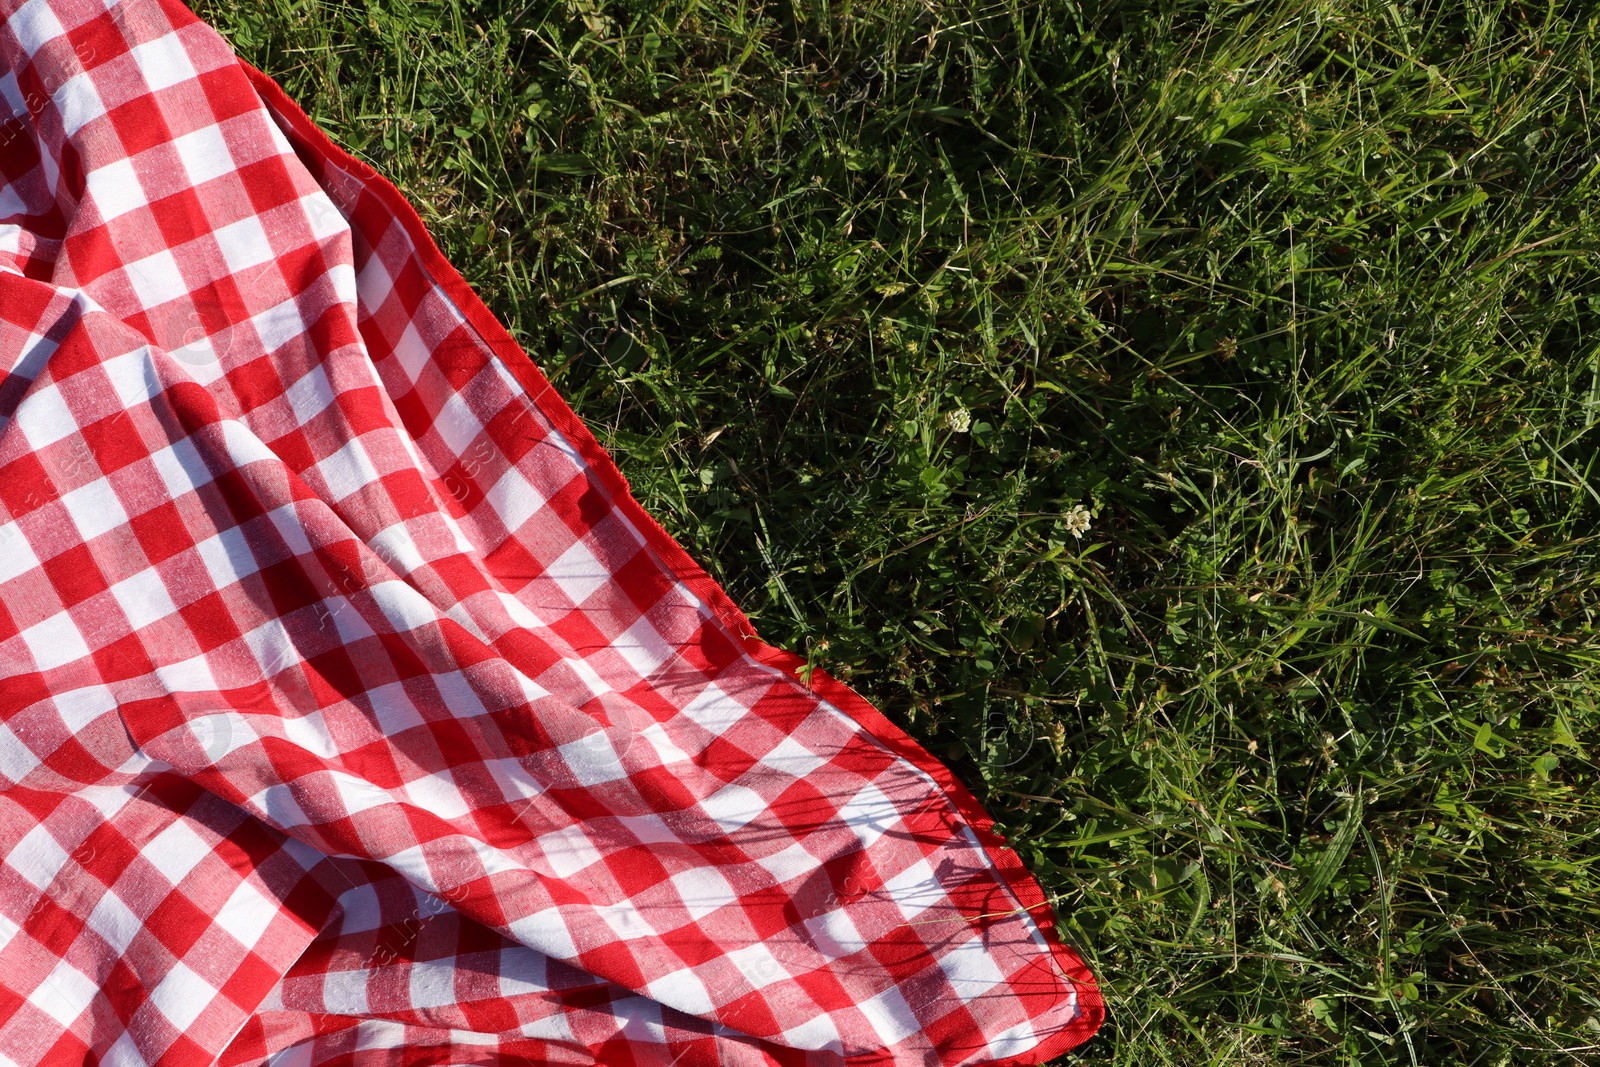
[[0, 1, 1103, 1063]]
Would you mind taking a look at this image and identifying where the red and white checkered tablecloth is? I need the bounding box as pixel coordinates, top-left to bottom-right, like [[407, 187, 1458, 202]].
[[0, 1, 1103, 1063]]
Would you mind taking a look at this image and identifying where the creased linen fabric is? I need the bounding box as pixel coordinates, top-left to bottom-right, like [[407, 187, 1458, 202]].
[[0, 1, 1103, 1064]]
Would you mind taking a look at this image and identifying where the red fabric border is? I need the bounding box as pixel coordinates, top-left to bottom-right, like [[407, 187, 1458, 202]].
[[237, 58, 1105, 1065]]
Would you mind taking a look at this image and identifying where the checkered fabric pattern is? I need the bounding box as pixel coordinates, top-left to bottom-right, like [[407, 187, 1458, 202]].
[[0, 1, 1103, 1064]]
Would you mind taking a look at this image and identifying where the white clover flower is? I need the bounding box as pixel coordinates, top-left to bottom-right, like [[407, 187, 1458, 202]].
[[1065, 503, 1092, 540], [945, 408, 972, 433]]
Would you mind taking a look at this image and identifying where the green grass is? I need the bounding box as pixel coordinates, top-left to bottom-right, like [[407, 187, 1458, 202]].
[[192, 0, 1600, 1062]]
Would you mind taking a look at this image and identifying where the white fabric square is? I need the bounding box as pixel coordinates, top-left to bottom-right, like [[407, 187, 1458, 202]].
[[327, 769, 393, 817], [356, 246, 396, 309], [102, 349, 164, 410], [314, 436, 381, 501], [186, 711, 252, 764], [218, 110, 290, 169], [327, 596, 377, 647], [613, 616, 672, 678], [129, 32, 198, 92], [757, 735, 827, 779], [804, 907, 868, 961], [316, 968, 371, 1017], [168, 322, 220, 376], [0, 526, 39, 585], [284, 363, 336, 426], [639, 723, 691, 769], [0, 911, 17, 957], [149, 961, 216, 1031], [506, 908, 577, 960], [0, 332, 56, 411], [264, 503, 313, 557], [373, 579, 437, 636], [9, 0, 65, 59], [79, 780, 146, 823], [250, 296, 310, 352], [109, 567, 178, 631], [462, 836, 527, 883], [144, 819, 211, 885], [19, 611, 90, 672], [562, 655, 613, 698], [543, 538, 607, 607], [0, 723, 40, 784], [149, 435, 213, 500], [376, 847, 437, 895], [434, 393, 483, 458], [593, 1000, 663, 1051], [154, 652, 218, 693], [368, 524, 426, 578], [406, 958, 464, 1012], [494, 588, 550, 632], [725, 941, 790, 991], [302, 192, 346, 241], [220, 418, 280, 468], [171, 123, 234, 187], [276, 709, 334, 759], [781, 1011, 843, 1053], [644, 968, 714, 1017], [938, 933, 1008, 1002], [329, 883, 384, 936], [700, 783, 765, 834], [403, 772, 470, 820], [542, 426, 587, 470], [0, 220, 21, 263], [668, 866, 737, 921], [841, 781, 900, 851], [483, 758, 546, 811], [392, 321, 431, 383], [0, 69, 19, 117], [678, 682, 743, 736], [256, 103, 295, 154], [54, 70, 105, 137], [86, 890, 143, 955], [860, 983, 920, 1048], [27, 959, 95, 1027], [247, 783, 310, 829], [215, 213, 276, 274], [484, 467, 544, 533], [882, 858, 946, 921], [497, 950, 552, 1000], [87, 156, 146, 222], [555, 732, 629, 786], [6, 822, 68, 890], [597, 899, 655, 941], [59, 476, 128, 541], [535, 825, 603, 878], [15, 381, 78, 450], [192, 524, 259, 589], [350, 1019, 408, 1051], [615, 813, 681, 847], [100, 1032, 150, 1067], [987, 1020, 1042, 1058], [213, 879, 275, 951], [754, 841, 819, 884], [367, 681, 427, 737], [53, 685, 118, 731], [124, 248, 189, 309]]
